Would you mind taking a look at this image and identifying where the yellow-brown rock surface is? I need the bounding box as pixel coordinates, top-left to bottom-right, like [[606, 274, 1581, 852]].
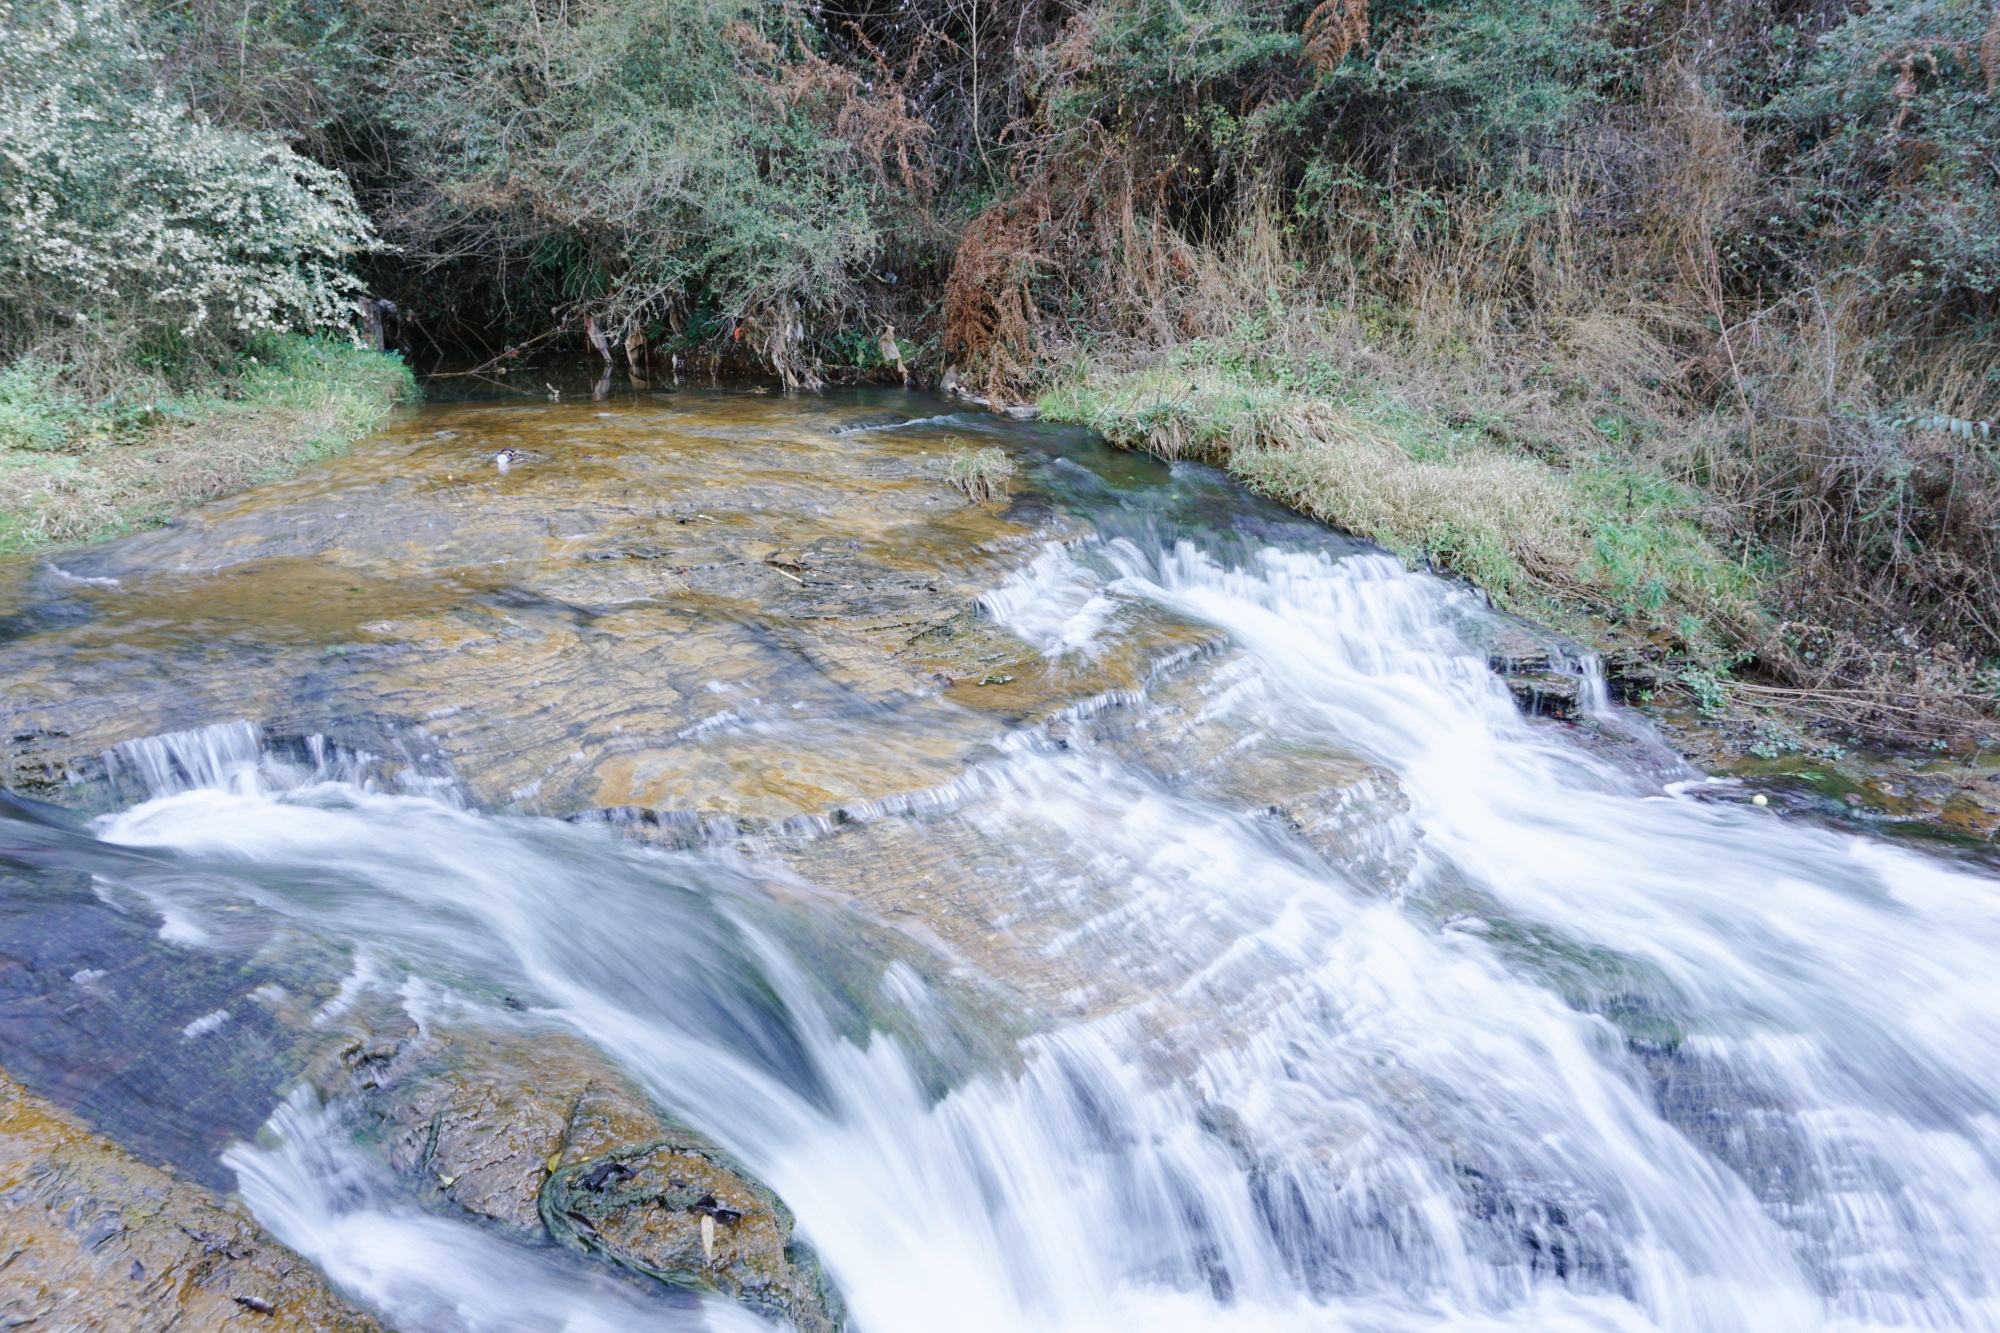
[[0, 1069, 381, 1332], [0, 392, 1074, 822]]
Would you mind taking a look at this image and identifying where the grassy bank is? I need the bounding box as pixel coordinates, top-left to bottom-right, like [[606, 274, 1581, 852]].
[[1038, 327, 2000, 748], [1044, 347, 1758, 639], [0, 337, 415, 555]]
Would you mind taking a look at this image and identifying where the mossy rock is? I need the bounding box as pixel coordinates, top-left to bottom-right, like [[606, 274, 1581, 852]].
[[328, 1021, 842, 1331], [539, 1135, 840, 1333]]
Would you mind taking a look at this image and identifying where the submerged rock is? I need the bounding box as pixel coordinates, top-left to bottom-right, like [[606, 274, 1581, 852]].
[[0, 1067, 381, 1332], [0, 392, 1076, 824], [325, 1023, 841, 1332]]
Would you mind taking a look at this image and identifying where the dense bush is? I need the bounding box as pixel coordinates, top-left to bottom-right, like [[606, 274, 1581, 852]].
[[123, 0, 2000, 733], [1757, 0, 2000, 311], [146, 0, 936, 380], [0, 0, 377, 389], [362, 0, 931, 383], [129, 0, 2000, 374]]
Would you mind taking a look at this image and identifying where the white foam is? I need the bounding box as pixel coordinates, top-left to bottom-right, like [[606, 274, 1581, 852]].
[[79, 529, 2000, 1333]]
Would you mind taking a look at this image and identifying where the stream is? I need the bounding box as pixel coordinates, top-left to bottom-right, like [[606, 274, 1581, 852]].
[[3, 382, 1998, 1332]]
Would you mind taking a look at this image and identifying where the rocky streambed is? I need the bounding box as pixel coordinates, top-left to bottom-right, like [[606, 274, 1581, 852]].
[[3, 377, 1997, 1332]]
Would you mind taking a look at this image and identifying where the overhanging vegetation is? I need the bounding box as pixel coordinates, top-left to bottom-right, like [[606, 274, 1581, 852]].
[[3, 0, 1997, 739]]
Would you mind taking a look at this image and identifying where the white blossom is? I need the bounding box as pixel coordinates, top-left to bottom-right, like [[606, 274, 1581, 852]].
[[0, 0, 376, 340]]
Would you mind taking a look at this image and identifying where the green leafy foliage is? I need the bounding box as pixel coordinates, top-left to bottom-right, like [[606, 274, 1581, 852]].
[[1756, 0, 2000, 307], [372, 0, 885, 327], [143, 0, 930, 373], [0, 362, 86, 452]]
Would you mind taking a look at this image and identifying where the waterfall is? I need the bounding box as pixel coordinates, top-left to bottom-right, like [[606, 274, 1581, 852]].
[[77, 526, 2000, 1333]]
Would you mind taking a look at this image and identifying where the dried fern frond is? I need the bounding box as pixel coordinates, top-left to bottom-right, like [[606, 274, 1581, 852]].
[[1895, 412, 1994, 439], [1301, 0, 1368, 74], [941, 181, 1049, 394], [1983, 0, 2000, 94]]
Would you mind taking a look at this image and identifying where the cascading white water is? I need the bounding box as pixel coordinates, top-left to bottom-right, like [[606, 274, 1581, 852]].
[[223, 1091, 770, 1333], [978, 534, 2000, 1331], [84, 524, 2000, 1333]]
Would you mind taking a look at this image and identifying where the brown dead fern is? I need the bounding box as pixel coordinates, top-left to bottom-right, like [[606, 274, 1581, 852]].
[[1302, 0, 1368, 74], [942, 183, 1048, 398], [1873, 36, 1988, 129], [1983, 0, 2000, 94]]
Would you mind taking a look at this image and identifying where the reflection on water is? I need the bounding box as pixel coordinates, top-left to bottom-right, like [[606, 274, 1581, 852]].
[[3, 387, 1999, 1332]]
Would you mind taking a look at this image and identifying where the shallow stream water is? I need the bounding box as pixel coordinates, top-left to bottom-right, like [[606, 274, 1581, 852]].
[[3, 382, 1999, 1332]]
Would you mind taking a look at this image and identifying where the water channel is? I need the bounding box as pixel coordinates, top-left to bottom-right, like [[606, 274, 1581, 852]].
[[3, 379, 1998, 1332]]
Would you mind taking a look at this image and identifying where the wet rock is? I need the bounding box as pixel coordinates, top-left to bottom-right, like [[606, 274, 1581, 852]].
[[1479, 621, 1560, 677], [0, 1067, 381, 1332], [1939, 787, 2000, 839], [1057, 646, 1420, 891], [1467, 618, 1600, 720], [1600, 654, 1663, 704], [767, 644, 1421, 1026], [1654, 713, 2000, 845], [0, 392, 1079, 824], [1504, 671, 1582, 719], [538, 1137, 832, 1330], [0, 856, 354, 1193], [330, 1024, 840, 1332]]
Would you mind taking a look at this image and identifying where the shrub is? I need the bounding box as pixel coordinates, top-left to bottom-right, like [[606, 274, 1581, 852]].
[[1756, 0, 2000, 310], [0, 360, 86, 451], [0, 0, 376, 383], [205, 0, 936, 384]]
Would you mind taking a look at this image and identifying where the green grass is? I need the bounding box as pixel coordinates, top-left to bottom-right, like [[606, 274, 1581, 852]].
[[942, 439, 1017, 503], [0, 336, 415, 555], [1041, 352, 1766, 665]]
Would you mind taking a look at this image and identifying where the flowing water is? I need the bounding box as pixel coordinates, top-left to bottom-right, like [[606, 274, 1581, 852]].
[[3, 383, 1999, 1333]]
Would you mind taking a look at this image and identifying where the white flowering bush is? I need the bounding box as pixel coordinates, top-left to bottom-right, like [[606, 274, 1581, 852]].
[[0, 0, 375, 353]]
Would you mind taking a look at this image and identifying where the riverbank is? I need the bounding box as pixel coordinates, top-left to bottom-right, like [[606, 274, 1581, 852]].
[[0, 337, 415, 556], [1038, 339, 2000, 760], [1039, 358, 1757, 666]]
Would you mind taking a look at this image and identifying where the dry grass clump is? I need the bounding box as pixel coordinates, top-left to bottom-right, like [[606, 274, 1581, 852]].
[[942, 439, 1017, 504]]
